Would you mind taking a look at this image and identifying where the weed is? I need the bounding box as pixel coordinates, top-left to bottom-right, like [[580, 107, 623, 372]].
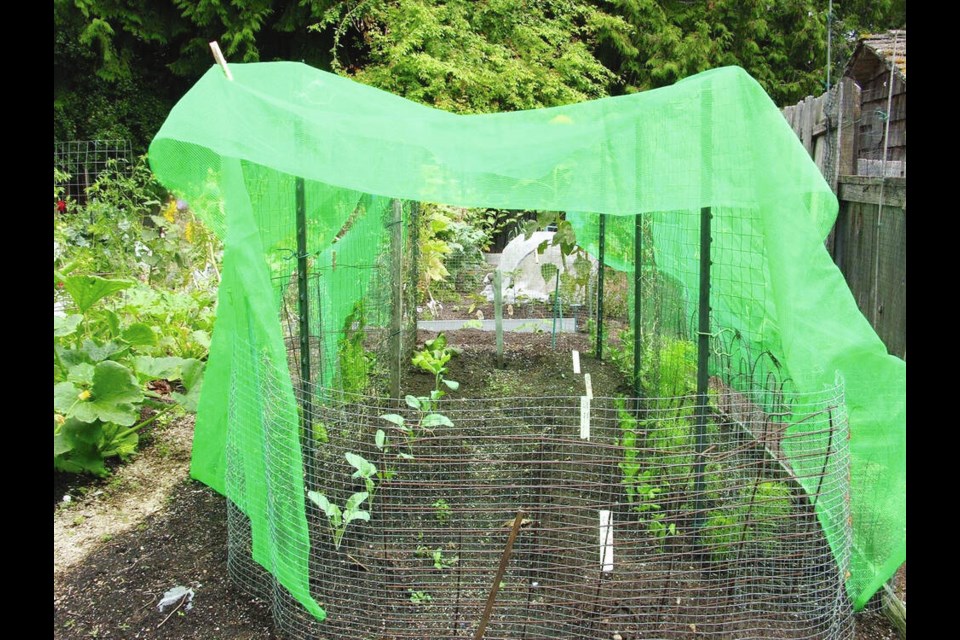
[[433, 498, 451, 525]]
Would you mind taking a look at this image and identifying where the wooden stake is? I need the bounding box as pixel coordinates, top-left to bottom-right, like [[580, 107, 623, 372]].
[[474, 510, 526, 640], [208, 41, 234, 81]]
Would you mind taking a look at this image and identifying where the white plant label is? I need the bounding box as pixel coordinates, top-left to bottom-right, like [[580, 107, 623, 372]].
[[584, 373, 593, 399], [580, 395, 591, 439], [599, 509, 614, 572], [572, 350, 581, 374]]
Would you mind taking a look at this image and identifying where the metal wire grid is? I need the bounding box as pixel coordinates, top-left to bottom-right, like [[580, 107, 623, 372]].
[[53, 140, 134, 203], [223, 342, 852, 640]]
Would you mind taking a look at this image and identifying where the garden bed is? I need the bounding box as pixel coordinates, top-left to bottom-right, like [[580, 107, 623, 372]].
[[53, 334, 902, 640], [227, 330, 855, 639]]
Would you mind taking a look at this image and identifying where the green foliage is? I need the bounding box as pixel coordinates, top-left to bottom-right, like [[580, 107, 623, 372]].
[[408, 590, 432, 605], [615, 397, 641, 505], [377, 335, 458, 507], [416, 204, 492, 304], [314, 0, 615, 113], [106, 284, 216, 361], [702, 480, 792, 562], [54, 275, 206, 476], [433, 498, 451, 525], [55, 0, 906, 147], [307, 490, 371, 550], [53, 163, 214, 478], [417, 544, 459, 570], [593, 0, 848, 105], [346, 451, 378, 501], [615, 397, 675, 545], [54, 1, 332, 146], [337, 300, 374, 394], [411, 333, 459, 397], [648, 337, 697, 399], [54, 157, 220, 290], [417, 205, 453, 305], [613, 338, 698, 545]]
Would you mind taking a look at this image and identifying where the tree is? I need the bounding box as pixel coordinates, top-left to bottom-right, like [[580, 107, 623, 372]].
[[311, 0, 619, 113]]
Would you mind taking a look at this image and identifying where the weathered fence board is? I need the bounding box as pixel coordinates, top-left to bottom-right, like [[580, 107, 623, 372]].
[[830, 177, 906, 359]]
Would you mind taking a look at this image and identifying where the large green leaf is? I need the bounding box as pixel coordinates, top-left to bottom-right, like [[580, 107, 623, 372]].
[[63, 275, 135, 313], [67, 363, 95, 386], [380, 413, 405, 427], [54, 314, 83, 338], [308, 491, 341, 527], [54, 418, 108, 476], [170, 358, 205, 412], [54, 445, 108, 476], [134, 356, 189, 380], [343, 491, 370, 518], [121, 323, 156, 346], [54, 381, 82, 414], [345, 452, 377, 479], [190, 330, 211, 349], [53, 421, 73, 457], [57, 346, 93, 369], [421, 413, 454, 428], [70, 361, 143, 427], [82, 339, 129, 363]]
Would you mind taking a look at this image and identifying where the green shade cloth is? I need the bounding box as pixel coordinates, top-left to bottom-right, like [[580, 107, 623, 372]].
[[149, 61, 904, 615]]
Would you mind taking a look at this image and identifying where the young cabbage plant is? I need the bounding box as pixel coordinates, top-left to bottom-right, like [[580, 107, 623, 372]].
[[307, 490, 370, 550]]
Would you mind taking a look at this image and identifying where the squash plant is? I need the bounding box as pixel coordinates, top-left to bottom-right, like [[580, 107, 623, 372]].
[[53, 274, 204, 476]]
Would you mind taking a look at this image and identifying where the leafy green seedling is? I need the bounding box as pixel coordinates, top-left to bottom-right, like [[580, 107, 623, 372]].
[[346, 452, 377, 496], [433, 498, 451, 524], [307, 490, 370, 550], [431, 547, 458, 570]]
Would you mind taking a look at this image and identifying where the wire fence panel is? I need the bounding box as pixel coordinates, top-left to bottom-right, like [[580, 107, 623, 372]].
[[223, 338, 852, 640], [54, 140, 134, 203]]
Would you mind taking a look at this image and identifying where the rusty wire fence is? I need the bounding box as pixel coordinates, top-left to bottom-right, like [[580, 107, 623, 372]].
[[223, 339, 853, 640]]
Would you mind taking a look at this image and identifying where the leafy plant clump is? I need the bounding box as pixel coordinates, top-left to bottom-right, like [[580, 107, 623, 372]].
[[408, 590, 432, 605], [337, 300, 374, 395], [411, 333, 460, 398], [433, 498, 451, 525], [54, 157, 220, 290], [382, 334, 459, 453], [54, 274, 205, 476]]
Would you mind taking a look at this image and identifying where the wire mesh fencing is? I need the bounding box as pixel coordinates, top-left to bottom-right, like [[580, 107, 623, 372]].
[[53, 140, 134, 203], [223, 337, 853, 640]]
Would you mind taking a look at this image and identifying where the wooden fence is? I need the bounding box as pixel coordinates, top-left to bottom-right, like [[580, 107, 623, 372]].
[[829, 177, 906, 359], [781, 81, 906, 359]]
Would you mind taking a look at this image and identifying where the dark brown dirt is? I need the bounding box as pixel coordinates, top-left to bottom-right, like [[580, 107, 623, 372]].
[[54, 479, 278, 640], [53, 335, 906, 640], [410, 328, 632, 400]]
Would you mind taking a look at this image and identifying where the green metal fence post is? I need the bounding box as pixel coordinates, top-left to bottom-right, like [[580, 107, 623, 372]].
[[295, 176, 313, 439], [389, 199, 404, 399], [693, 76, 714, 545], [693, 206, 712, 541], [596, 214, 606, 360], [632, 213, 643, 397]]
